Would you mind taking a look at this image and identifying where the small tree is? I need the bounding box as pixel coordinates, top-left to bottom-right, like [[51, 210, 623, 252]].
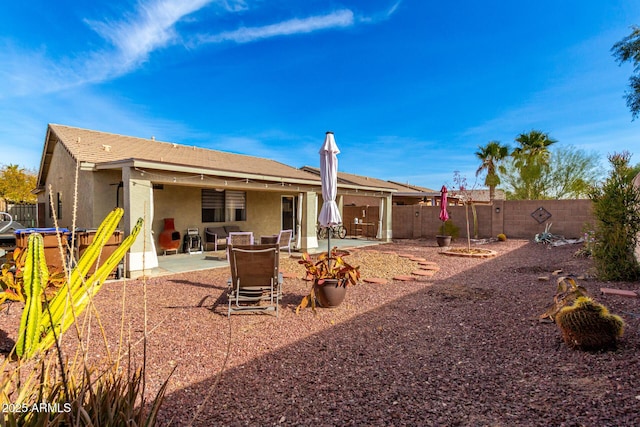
[[588, 151, 640, 281], [502, 145, 602, 200], [0, 164, 37, 204], [451, 171, 478, 250], [611, 25, 640, 120]]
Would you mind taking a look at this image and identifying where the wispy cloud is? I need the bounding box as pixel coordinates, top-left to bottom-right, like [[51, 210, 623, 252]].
[[0, 0, 222, 98], [85, 0, 222, 79], [195, 9, 354, 45], [358, 0, 403, 24], [0, 1, 400, 98]]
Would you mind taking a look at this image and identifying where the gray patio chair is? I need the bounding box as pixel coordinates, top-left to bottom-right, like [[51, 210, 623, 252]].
[[227, 244, 281, 317], [204, 226, 228, 251]]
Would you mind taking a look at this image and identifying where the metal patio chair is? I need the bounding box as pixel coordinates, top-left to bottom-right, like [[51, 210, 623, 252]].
[[227, 244, 281, 317]]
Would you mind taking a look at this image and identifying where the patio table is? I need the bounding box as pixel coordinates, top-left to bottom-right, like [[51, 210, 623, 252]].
[[260, 235, 278, 244], [349, 222, 375, 238]]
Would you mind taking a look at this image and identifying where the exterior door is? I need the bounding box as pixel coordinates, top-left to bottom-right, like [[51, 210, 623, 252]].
[[281, 196, 296, 233]]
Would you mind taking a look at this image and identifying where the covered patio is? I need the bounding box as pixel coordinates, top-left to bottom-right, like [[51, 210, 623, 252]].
[[147, 237, 382, 277]]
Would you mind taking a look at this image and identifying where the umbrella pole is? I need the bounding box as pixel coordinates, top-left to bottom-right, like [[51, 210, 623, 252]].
[[327, 228, 331, 270]]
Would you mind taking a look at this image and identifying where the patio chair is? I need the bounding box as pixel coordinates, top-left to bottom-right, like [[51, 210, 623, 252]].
[[204, 226, 228, 251], [227, 231, 254, 260], [227, 231, 254, 246], [277, 229, 293, 256], [227, 244, 281, 317]]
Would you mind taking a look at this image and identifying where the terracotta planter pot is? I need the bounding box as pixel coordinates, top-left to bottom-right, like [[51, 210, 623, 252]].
[[315, 278, 347, 308]]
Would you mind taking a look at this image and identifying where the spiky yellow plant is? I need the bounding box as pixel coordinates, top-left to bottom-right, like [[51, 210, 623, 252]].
[[15, 207, 143, 359]]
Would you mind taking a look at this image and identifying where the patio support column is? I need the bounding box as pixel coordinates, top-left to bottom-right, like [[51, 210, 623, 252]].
[[122, 166, 158, 278], [299, 191, 319, 251], [380, 194, 393, 241]]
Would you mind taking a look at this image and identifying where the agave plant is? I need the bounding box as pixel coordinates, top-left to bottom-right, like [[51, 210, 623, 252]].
[[15, 207, 143, 359], [539, 275, 590, 322]]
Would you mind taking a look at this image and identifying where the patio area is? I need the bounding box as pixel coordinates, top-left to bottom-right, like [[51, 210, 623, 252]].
[[148, 237, 382, 277]]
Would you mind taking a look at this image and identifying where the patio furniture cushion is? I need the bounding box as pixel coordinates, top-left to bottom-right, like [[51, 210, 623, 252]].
[[224, 225, 243, 234], [206, 226, 228, 239], [204, 227, 228, 251]]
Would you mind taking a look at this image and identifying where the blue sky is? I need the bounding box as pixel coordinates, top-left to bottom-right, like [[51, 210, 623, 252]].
[[1, 1, 639, 190]]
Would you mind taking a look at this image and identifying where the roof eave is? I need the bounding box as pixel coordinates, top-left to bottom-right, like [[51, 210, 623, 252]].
[[94, 159, 323, 187], [92, 159, 395, 194]]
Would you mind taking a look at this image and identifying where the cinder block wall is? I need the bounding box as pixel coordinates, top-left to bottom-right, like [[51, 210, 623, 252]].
[[391, 199, 594, 240]]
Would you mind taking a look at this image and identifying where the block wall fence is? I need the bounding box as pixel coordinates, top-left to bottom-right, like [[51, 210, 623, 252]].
[[391, 199, 594, 240]]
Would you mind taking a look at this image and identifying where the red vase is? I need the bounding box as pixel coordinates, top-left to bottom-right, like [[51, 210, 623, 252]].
[[159, 218, 181, 251]]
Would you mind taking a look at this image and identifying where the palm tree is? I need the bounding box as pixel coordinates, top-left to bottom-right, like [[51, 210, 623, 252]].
[[512, 130, 557, 163], [511, 130, 558, 199], [475, 141, 510, 201]]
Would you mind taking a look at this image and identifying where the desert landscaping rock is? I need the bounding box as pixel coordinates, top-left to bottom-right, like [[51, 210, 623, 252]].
[[600, 287, 638, 298], [392, 275, 415, 281], [397, 253, 415, 258], [363, 278, 388, 285], [412, 269, 435, 277], [2, 239, 639, 426]]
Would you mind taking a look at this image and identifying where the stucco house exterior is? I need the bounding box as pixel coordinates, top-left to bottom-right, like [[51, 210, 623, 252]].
[[35, 124, 395, 277]]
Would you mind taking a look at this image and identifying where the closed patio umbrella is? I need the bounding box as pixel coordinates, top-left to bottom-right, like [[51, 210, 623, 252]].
[[439, 185, 449, 222], [318, 131, 342, 258]]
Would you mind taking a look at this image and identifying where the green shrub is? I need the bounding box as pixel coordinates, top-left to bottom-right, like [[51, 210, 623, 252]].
[[497, 233, 507, 241], [437, 220, 460, 239], [588, 152, 640, 281]]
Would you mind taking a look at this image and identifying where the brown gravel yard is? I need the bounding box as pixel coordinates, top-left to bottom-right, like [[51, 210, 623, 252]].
[[2, 239, 640, 426]]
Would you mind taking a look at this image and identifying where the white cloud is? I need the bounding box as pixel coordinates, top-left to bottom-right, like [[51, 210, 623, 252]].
[[85, 0, 219, 79], [195, 9, 354, 44], [0, 0, 219, 98]]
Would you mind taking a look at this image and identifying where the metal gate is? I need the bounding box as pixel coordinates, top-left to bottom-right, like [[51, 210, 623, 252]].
[[6, 203, 36, 228]]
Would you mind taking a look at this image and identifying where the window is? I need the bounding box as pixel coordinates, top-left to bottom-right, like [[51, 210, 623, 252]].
[[202, 189, 246, 222], [226, 190, 246, 221], [48, 192, 62, 219], [202, 189, 225, 222]]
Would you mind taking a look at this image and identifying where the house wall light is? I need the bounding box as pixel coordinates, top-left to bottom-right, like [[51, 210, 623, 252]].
[[495, 207, 501, 213], [415, 211, 419, 217]]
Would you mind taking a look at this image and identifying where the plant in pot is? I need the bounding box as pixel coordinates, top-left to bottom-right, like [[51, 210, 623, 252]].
[[437, 220, 459, 247], [296, 247, 360, 313]]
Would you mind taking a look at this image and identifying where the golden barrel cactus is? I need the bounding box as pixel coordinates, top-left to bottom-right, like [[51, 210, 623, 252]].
[[555, 296, 625, 350]]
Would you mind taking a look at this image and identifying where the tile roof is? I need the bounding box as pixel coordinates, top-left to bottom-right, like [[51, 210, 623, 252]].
[[46, 124, 318, 181], [300, 166, 435, 193]]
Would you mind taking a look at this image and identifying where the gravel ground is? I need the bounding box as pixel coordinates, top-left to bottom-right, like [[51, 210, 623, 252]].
[[2, 239, 640, 426]]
